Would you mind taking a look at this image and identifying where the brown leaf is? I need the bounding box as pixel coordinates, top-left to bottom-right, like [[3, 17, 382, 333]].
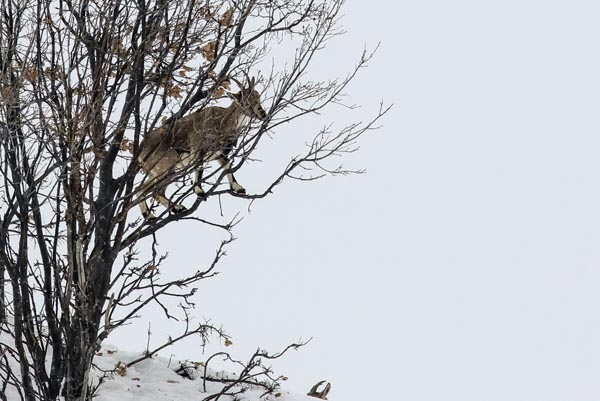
[[224, 338, 233, 347], [23, 67, 38, 82], [120, 138, 131, 152], [212, 87, 226, 99], [115, 362, 127, 377], [200, 41, 218, 62], [1, 86, 12, 98], [200, 5, 213, 19], [43, 66, 64, 80], [220, 7, 234, 27], [167, 85, 183, 99]]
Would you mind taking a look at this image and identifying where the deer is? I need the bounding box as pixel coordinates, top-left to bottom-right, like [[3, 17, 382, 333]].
[[136, 76, 267, 219], [307, 381, 331, 400]]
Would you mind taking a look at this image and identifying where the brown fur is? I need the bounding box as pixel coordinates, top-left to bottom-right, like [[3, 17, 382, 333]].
[[136, 78, 267, 219]]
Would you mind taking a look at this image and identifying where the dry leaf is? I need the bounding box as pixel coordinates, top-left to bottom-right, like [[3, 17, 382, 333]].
[[212, 87, 226, 99], [167, 85, 183, 99], [43, 67, 57, 79], [1, 86, 12, 98], [200, 5, 213, 19], [200, 41, 218, 62], [115, 362, 127, 377], [178, 65, 194, 77], [120, 138, 131, 151], [224, 338, 233, 347], [132, 377, 140, 381], [23, 67, 38, 82], [220, 7, 234, 27]]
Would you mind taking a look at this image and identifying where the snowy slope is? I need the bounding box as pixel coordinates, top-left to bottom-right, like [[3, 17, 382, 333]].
[[92, 345, 314, 401], [1, 339, 321, 401]]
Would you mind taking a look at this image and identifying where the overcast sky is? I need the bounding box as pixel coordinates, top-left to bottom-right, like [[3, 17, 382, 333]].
[[112, 1, 600, 400]]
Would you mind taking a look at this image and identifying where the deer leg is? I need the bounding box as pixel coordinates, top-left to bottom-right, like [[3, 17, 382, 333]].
[[138, 181, 182, 219], [217, 154, 245, 194], [194, 166, 205, 196], [136, 176, 159, 220], [137, 167, 185, 219], [153, 186, 187, 214], [139, 198, 155, 220]]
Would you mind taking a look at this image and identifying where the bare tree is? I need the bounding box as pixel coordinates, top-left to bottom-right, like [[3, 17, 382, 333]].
[[0, 0, 389, 399]]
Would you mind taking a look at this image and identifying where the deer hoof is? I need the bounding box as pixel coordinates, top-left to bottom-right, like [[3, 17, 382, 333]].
[[172, 204, 187, 214], [232, 186, 246, 194], [194, 185, 205, 196]]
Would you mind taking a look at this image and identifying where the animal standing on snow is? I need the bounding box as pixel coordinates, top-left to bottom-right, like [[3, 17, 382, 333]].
[[136, 76, 267, 219]]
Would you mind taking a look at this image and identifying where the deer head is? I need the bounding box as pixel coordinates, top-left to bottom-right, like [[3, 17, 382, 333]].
[[228, 76, 267, 121]]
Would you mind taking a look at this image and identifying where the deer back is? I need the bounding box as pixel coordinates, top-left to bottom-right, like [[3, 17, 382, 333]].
[[139, 106, 233, 166], [181, 105, 246, 155], [139, 77, 265, 170]]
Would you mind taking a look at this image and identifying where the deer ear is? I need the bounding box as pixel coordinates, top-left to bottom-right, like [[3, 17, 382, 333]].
[[249, 76, 256, 88]]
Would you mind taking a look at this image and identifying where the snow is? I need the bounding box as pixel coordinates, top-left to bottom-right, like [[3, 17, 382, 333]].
[[1, 338, 320, 401], [92, 345, 310, 401]]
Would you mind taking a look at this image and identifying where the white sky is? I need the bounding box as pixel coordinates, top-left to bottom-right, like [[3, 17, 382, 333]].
[[112, 1, 600, 400]]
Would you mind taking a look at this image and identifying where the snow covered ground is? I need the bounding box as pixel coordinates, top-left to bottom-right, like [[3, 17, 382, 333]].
[[1, 341, 323, 401], [92, 345, 312, 401]]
